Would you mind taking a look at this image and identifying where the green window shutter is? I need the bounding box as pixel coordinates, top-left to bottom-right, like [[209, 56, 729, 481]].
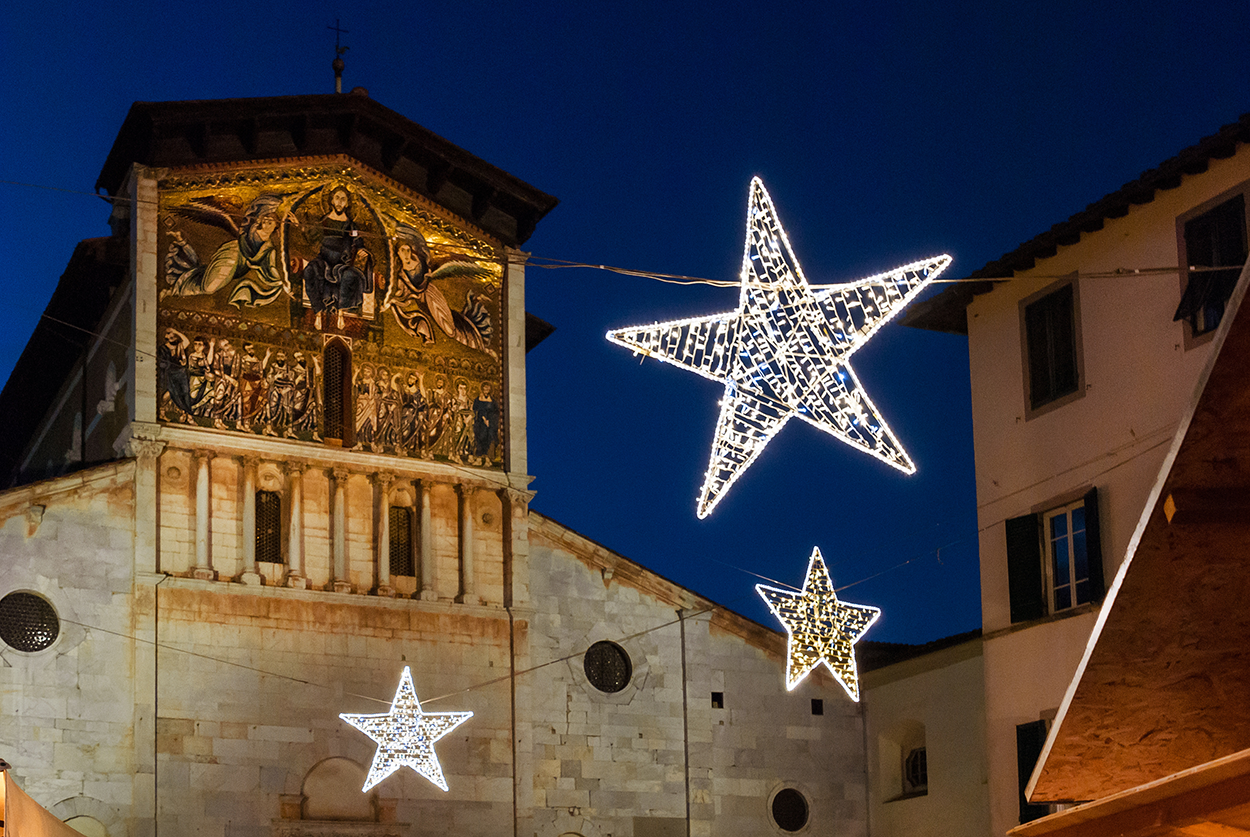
[[1006, 513, 1044, 623], [1016, 719, 1050, 823]]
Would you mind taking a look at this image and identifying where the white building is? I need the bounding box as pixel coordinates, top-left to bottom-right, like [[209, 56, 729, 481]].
[[897, 110, 1250, 836]]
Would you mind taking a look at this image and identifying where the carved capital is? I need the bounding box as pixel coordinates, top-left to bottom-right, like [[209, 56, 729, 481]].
[[242, 455, 262, 471], [126, 437, 166, 464], [498, 487, 532, 509], [193, 449, 215, 467], [332, 467, 351, 483], [373, 472, 396, 489], [283, 460, 307, 476], [455, 483, 475, 499]]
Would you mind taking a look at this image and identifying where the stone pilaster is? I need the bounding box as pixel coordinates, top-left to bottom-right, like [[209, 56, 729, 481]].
[[500, 487, 532, 608], [131, 166, 160, 426], [126, 437, 166, 575], [503, 248, 528, 476]]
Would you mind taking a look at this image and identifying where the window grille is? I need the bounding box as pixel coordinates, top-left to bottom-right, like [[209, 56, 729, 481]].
[[583, 641, 632, 693], [323, 341, 349, 441], [0, 592, 59, 652], [389, 506, 414, 577], [256, 490, 283, 564]]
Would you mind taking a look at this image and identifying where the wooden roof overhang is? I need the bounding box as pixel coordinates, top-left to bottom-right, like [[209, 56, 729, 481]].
[[96, 94, 559, 247], [1011, 748, 1250, 837], [1025, 258, 1250, 805]]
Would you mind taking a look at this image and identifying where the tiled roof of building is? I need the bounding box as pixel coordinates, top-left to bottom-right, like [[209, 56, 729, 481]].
[[903, 112, 1250, 334]]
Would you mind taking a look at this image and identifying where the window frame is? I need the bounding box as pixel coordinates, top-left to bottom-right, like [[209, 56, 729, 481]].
[[1019, 275, 1085, 420], [1006, 487, 1104, 625], [1176, 184, 1250, 349], [902, 746, 928, 797], [1042, 500, 1092, 614]]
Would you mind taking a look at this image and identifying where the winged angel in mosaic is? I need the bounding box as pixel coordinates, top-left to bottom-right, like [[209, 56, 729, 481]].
[[608, 178, 950, 517], [163, 194, 294, 308], [383, 223, 497, 358]]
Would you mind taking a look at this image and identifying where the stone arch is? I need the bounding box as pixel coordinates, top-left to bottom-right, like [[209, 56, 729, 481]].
[[47, 797, 123, 837], [301, 757, 377, 821]]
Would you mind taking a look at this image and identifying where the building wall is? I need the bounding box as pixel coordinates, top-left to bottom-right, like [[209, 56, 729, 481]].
[[863, 639, 989, 837], [152, 584, 516, 837], [0, 464, 143, 836], [965, 147, 1250, 836], [529, 517, 868, 837]]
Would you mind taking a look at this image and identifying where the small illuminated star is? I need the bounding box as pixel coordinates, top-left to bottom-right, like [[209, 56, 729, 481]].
[[756, 547, 881, 700], [339, 666, 473, 792], [607, 177, 950, 518]]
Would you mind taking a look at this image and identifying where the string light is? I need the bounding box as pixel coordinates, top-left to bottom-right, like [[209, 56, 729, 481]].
[[339, 666, 474, 792], [607, 177, 951, 517], [756, 547, 881, 700]]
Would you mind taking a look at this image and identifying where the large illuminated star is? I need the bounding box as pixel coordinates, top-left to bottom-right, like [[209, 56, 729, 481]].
[[607, 178, 950, 518], [756, 547, 881, 700], [339, 666, 473, 792]]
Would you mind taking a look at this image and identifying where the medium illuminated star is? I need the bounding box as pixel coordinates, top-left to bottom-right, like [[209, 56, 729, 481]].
[[607, 177, 950, 518], [756, 547, 881, 700], [339, 666, 473, 792]]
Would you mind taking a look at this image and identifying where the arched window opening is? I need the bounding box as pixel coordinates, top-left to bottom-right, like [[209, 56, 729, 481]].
[[389, 506, 414, 577], [255, 490, 283, 564], [323, 340, 351, 445]]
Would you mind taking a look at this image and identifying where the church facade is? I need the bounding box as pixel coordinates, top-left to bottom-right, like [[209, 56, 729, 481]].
[[0, 94, 867, 837]]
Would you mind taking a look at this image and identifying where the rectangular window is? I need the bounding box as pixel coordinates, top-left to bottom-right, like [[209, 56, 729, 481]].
[[1022, 280, 1082, 416], [810, 698, 823, 716], [1016, 720, 1050, 823], [256, 490, 283, 564], [388, 506, 414, 577], [1175, 193, 1247, 337], [1006, 487, 1104, 623], [711, 691, 724, 709]]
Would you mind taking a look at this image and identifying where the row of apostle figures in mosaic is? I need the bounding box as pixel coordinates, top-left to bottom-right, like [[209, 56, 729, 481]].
[[153, 171, 505, 467]]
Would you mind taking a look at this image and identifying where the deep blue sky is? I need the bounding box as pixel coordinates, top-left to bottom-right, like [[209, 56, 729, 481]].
[[4, 1, 1249, 643]]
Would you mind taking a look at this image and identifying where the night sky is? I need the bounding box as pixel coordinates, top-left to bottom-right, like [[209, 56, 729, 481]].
[[4, 1, 1249, 643]]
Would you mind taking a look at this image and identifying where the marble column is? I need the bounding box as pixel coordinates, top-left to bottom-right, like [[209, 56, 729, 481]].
[[374, 472, 396, 597], [191, 450, 216, 580], [328, 468, 353, 593], [284, 462, 307, 589], [456, 484, 479, 604], [418, 479, 437, 601], [238, 456, 261, 585]]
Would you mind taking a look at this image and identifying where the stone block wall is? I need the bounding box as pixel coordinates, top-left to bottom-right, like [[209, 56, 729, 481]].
[[527, 517, 869, 837], [153, 585, 515, 837], [0, 464, 143, 835]]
